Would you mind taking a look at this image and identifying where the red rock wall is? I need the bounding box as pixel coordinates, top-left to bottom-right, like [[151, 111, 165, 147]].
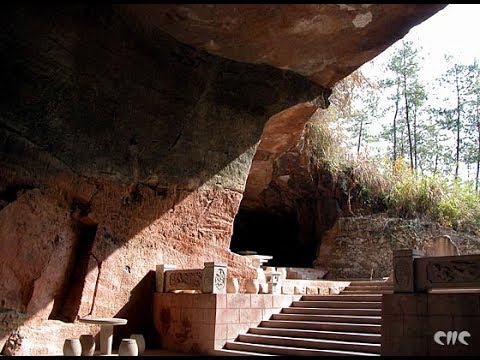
[[118, 4, 447, 88], [0, 4, 326, 355], [0, 189, 77, 318]]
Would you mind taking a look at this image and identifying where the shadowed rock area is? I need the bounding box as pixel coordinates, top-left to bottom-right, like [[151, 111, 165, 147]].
[[0, 3, 445, 355]]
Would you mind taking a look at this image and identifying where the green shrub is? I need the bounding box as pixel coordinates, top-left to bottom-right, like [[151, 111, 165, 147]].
[[371, 158, 480, 227], [436, 181, 480, 227]]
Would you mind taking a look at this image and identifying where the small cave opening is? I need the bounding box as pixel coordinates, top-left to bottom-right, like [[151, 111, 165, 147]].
[[230, 207, 317, 267]]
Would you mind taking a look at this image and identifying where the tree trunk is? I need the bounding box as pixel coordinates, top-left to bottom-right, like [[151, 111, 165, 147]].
[[413, 103, 418, 171], [455, 66, 461, 180], [356, 116, 364, 155], [476, 103, 480, 192], [404, 73, 414, 171], [392, 82, 400, 164]]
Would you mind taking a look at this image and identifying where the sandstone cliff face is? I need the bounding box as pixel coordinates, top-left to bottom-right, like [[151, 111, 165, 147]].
[[0, 3, 445, 355], [0, 4, 326, 353]]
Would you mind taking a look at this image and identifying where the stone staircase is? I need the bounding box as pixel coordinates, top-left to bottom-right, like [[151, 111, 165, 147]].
[[219, 279, 393, 356]]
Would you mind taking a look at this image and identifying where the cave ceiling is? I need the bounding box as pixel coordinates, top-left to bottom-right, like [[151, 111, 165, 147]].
[[115, 4, 447, 88]]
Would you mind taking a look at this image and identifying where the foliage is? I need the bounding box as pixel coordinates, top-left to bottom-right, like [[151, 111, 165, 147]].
[[380, 40, 427, 170], [305, 41, 480, 230], [360, 158, 480, 227], [305, 107, 349, 174], [384, 159, 445, 219], [306, 119, 480, 227], [341, 154, 391, 208], [436, 180, 480, 227]]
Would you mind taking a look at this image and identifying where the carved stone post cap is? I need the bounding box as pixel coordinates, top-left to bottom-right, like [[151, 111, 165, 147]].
[[393, 249, 425, 257], [156, 264, 178, 293], [204, 262, 227, 268]]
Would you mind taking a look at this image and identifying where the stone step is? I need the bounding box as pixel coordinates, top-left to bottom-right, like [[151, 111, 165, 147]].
[[282, 307, 381, 316], [222, 278, 388, 356], [249, 327, 381, 344], [292, 301, 382, 309], [272, 313, 381, 324], [348, 280, 391, 286], [224, 341, 380, 356], [213, 348, 275, 356], [341, 290, 393, 294], [302, 294, 383, 302], [237, 333, 381, 354], [345, 284, 393, 288], [344, 285, 393, 290], [261, 320, 381, 333]]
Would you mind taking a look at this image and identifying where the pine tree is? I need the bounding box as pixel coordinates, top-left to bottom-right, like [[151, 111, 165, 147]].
[[382, 40, 426, 171], [329, 69, 379, 156], [463, 59, 480, 190]]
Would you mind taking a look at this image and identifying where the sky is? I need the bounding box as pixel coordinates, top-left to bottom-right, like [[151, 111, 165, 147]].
[[363, 4, 480, 83]]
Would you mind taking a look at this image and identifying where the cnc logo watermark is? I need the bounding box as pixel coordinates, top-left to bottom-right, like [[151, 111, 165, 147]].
[[434, 331, 471, 346]]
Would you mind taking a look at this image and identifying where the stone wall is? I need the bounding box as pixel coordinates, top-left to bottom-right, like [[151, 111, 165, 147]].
[[0, 4, 325, 355], [152, 293, 301, 355], [382, 293, 480, 356], [315, 214, 480, 279]]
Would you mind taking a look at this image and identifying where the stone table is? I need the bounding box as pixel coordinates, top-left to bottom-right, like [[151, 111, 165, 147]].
[[78, 317, 128, 355]]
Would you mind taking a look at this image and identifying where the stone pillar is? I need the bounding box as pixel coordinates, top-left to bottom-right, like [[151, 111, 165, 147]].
[[202, 262, 227, 294], [100, 325, 114, 355], [392, 249, 424, 293], [156, 264, 177, 292], [265, 270, 281, 294]]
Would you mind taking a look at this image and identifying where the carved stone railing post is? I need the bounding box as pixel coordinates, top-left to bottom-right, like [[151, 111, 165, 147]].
[[156, 264, 177, 292], [393, 249, 424, 293], [264, 269, 281, 294], [202, 262, 227, 294]]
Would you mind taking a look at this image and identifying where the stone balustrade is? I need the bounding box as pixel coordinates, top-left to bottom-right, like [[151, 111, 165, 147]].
[[384, 249, 480, 356], [415, 253, 480, 292], [156, 262, 227, 294], [393, 249, 480, 293]]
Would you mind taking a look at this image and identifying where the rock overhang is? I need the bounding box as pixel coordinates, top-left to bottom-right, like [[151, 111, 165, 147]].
[[114, 4, 447, 88]]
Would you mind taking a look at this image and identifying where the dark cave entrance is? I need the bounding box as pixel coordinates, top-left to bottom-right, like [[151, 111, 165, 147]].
[[230, 207, 317, 267]]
